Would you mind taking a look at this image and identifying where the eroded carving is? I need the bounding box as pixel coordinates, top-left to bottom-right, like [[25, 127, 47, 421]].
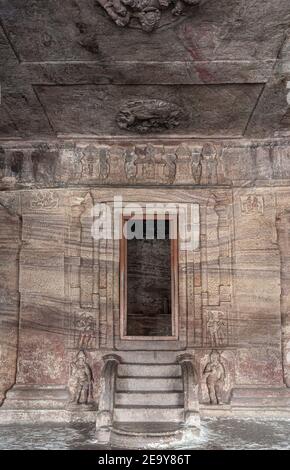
[[97, 0, 200, 32], [68, 350, 94, 405], [116, 100, 183, 133], [174, 144, 202, 184], [240, 195, 264, 215], [75, 313, 96, 349], [80, 145, 110, 181], [30, 191, 59, 210], [124, 144, 176, 183], [206, 310, 227, 346], [203, 350, 226, 405], [200, 143, 218, 185]]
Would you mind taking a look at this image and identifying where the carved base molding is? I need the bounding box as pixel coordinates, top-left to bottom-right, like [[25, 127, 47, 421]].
[[0, 385, 96, 424], [1, 396, 290, 425]]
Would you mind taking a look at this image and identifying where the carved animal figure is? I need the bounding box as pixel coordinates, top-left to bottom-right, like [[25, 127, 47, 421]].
[[117, 99, 182, 133]]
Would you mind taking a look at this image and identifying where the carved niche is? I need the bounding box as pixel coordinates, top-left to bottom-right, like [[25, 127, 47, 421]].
[[116, 99, 184, 133], [96, 0, 200, 32], [240, 195, 264, 215]]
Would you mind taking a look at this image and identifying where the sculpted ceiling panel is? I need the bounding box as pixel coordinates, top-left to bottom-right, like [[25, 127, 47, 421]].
[[0, 0, 289, 62], [0, 0, 289, 138], [35, 83, 263, 136]]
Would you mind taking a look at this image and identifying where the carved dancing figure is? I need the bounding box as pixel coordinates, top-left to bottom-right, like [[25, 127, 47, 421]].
[[207, 311, 226, 346], [68, 350, 94, 405], [76, 313, 95, 349], [203, 350, 225, 405]]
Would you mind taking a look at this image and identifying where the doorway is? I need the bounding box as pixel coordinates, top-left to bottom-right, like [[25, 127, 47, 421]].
[[120, 215, 178, 340]]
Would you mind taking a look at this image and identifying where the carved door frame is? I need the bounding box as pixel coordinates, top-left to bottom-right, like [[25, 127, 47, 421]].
[[119, 212, 179, 341]]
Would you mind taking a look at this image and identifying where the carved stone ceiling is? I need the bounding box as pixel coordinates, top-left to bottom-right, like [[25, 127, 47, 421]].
[[0, 0, 290, 139]]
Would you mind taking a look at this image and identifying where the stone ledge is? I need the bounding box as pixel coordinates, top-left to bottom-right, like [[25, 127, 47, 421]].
[[0, 409, 96, 425]]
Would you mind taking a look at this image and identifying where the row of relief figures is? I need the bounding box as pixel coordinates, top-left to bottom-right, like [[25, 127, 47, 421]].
[[71, 309, 231, 351], [1, 141, 290, 188], [68, 349, 231, 408]]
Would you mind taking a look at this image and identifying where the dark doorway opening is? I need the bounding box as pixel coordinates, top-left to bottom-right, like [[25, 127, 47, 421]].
[[120, 216, 178, 339]]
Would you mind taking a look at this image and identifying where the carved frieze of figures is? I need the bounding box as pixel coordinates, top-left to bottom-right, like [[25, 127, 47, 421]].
[[240, 195, 264, 215], [124, 144, 176, 184], [200, 143, 218, 185], [116, 100, 184, 133], [79, 145, 110, 181], [96, 0, 200, 32], [206, 310, 227, 347], [203, 350, 226, 405], [30, 191, 59, 210], [174, 144, 202, 184], [68, 350, 94, 405], [75, 313, 96, 350]]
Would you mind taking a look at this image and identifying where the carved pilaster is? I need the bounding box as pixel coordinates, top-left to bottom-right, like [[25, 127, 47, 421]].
[[96, 354, 122, 444], [276, 211, 290, 387], [177, 354, 200, 428]]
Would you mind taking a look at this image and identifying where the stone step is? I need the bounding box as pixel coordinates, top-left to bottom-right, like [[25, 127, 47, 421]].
[[118, 363, 181, 378], [115, 391, 184, 407], [110, 422, 199, 449], [114, 406, 184, 423], [116, 377, 183, 392], [119, 351, 179, 364]]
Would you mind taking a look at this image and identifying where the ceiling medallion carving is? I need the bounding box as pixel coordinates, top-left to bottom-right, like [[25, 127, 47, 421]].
[[97, 0, 200, 32], [116, 99, 184, 133]]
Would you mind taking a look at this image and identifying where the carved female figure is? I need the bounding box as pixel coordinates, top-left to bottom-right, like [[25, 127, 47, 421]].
[[203, 350, 226, 405]]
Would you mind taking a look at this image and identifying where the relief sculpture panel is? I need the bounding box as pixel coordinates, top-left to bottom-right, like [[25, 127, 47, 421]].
[[96, 0, 200, 32]]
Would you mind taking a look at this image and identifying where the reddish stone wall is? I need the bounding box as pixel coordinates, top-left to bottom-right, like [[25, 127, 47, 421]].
[[0, 139, 289, 415]]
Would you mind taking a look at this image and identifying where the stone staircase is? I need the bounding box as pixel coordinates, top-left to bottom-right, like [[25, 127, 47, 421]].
[[114, 363, 184, 422], [95, 352, 200, 448], [109, 360, 199, 448]]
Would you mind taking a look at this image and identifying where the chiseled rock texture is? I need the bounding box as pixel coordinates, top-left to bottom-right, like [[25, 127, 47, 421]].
[[0, 1, 290, 140], [1, 0, 290, 429], [0, 139, 290, 423]]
